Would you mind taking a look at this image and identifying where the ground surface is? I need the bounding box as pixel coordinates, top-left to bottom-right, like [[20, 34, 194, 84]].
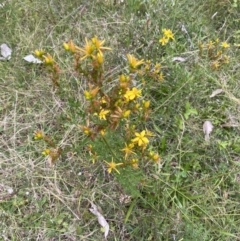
[[1, 0, 240, 240]]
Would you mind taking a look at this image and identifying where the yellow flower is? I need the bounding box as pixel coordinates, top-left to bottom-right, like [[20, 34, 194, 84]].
[[87, 144, 93, 151], [124, 88, 142, 101], [123, 110, 131, 118], [121, 143, 135, 159], [63, 40, 76, 53], [146, 129, 155, 137], [98, 109, 110, 120], [76, 37, 111, 60], [159, 29, 174, 46], [221, 41, 230, 48], [142, 100, 150, 109], [158, 72, 164, 81], [154, 63, 161, 73], [96, 51, 104, 64], [63, 43, 69, 51], [84, 86, 100, 100], [105, 159, 123, 174], [119, 74, 130, 89], [43, 53, 54, 65], [91, 36, 112, 52], [100, 129, 106, 136], [42, 149, 50, 156], [207, 41, 215, 49], [130, 87, 142, 99], [34, 130, 44, 140], [76, 38, 95, 60], [127, 54, 144, 69], [223, 55, 230, 64], [162, 28, 175, 40], [34, 49, 44, 58], [100, 96, 107, 104], [119, 74, 129, 83], [130, 158, 139, 169], [159, 36, 169, 46], [153, 153, 160, 162], [149, 151, 161, 162], [131, 130, 149, 147], [80, 125, 92, 136], [135, 103, 141, 110], [84, 91, 92, 100], [211, 61, 220, 70]]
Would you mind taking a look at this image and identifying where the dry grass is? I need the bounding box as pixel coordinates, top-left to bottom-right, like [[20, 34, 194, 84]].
[[1, 0, 240, 240]]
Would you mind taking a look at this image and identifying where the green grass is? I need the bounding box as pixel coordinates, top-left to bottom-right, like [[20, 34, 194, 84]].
[[1, 0, 240, 240]]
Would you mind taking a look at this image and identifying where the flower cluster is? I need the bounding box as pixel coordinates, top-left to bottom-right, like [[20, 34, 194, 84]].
[[63, 36, 111, 72], [198, 39, 230, 70], [159, 28, 175, 46], [33, 130, 61, 167], [34, 50, 60, 88], [33, 36, 161, 175], [61, 36, 162, 174]]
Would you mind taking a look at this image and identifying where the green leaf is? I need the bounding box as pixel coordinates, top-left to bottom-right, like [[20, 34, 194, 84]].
[[184, 102, 198, 120]]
